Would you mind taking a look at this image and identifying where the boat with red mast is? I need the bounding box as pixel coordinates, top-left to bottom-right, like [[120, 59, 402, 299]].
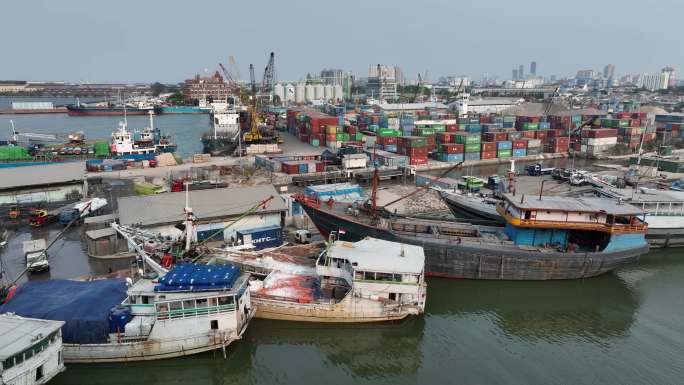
[[295, 153, 650, 281]]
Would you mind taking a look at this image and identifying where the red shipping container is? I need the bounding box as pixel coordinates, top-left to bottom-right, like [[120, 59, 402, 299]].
[[315, 162, 325, 172], [481, 150, 497, 159], [402, 147, 428, 157], [482, 142, 497, 152], [409, 156, 428, 166], [439, 143, 464, 154], [630, 119, 641, 128], [494, 132, 508, 141], [436, 132, 454, 143], [572, 143, 581, 151], [535, 130, 549, 140], [378, 136, 397, 145], [582, 129, 617, 138], [522, 131, 536, 138], [346, 126, 357, 135], [446, 124, 459, 132], [512, 140, 527, 149], [326, 134, 337, 142]]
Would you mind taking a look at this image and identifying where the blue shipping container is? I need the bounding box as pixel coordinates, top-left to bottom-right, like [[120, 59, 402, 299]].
[[383, 144, 397, 152], [503, 122, 515, 129], [539, 122, 551, 129], [237, 225, 283, 250], [497, 141, 512, 150], [512, 148, 527, 157], [438, 153, 464, 162], [464, 152, 480, 161]]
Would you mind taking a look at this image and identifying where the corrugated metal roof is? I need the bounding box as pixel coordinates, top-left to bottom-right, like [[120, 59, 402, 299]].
[[117, 185, 287, 227], [84, 213, 118, 225], [0, 162, 84, 191], [328, 237, 424, 274], [503, 193, 642, 215], [0, 314, 63, 359]]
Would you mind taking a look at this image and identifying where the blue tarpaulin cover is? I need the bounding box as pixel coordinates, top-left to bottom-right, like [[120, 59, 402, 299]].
[[0, 279, 127, 344], [155, 263, 240, 292]]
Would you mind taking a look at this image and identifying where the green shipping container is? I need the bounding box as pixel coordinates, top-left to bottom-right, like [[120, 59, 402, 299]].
[[503, 116, 516, 123], [432, 124, 446, 132], [416, 128, 435, 136], [94, 141, 110, 156], [0, 146, 31, 161], [378, 128, 400, 137], [523, 122, 539, 130], [310, 139, 320, 146], [403, 136, 427, 147], [336, 133, 350, 141], [618, 119, 629, 127], [355, 132, 363, 141], [497, 149, 512, 158], [465, 143, 481, 152]]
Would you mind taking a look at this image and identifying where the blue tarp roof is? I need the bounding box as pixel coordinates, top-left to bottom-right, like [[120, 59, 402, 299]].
[[0, 279, 127, 344], [155, 263, 240, 292]]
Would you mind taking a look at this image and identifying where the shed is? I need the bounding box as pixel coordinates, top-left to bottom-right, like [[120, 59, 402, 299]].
[[117, 185, 287, 241], [0, 162, 86, 206], [85, 228, 128, 257]]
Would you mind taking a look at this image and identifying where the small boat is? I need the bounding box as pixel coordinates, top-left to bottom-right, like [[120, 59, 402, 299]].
[[211, 237, 427, 322], [438, 189, 506, 226], [0, 314, 65, 385], [110, 112, 176, 160]]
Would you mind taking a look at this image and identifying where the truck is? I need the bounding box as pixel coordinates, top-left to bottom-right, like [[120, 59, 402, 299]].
[[23, 239, 49, 273], [236, 225, 283, 250], [341, 153, 368, 170], [294, 229, 312, 244], [58, 197, 108, 225], [525, 163, 555, 176]]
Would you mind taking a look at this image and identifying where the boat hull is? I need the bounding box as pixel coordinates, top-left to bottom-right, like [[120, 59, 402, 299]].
[[201, 136, 239, 156], [66, 106, 151, 116], [253, 295, 419, 323], [440, 191, 506, 225], [300, 203, 648, 281]]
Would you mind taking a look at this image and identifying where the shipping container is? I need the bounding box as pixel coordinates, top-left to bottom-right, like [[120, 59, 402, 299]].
[[237, 225, 283, 250], [497, 149, 512, 158], [497, 141, 512, 150], [512, 148, 527, 157], [464, 152, 480, 161]]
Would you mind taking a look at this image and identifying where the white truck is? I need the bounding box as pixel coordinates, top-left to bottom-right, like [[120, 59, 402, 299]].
[[24, 239, 49, 273]]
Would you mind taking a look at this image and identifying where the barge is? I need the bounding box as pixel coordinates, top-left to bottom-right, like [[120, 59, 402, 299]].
[[296, 192, 649, 280]]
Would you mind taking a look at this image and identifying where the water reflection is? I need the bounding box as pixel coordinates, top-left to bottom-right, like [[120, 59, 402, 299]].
[[426, 273, 638, 342]]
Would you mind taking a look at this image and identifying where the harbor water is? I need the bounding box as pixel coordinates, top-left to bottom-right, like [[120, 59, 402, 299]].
[[17, 247, 681, 385], [0, 98, 208, 159]]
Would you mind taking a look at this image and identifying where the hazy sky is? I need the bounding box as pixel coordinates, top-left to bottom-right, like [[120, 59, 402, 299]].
[[1, 0, 682, 83]]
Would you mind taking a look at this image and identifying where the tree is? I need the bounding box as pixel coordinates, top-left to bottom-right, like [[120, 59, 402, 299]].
[[150, 82, 166, 96], [167, 92, 185, 105]]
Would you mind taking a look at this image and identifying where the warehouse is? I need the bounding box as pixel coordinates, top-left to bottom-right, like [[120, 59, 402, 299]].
[[0, 162, 87, 207], [117, 185, 287, 242]]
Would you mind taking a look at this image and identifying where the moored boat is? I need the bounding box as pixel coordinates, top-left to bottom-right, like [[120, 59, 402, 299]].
[[211, 237, 427, 322], [295, 192, 649, 280], [0, 264, 254, 363]]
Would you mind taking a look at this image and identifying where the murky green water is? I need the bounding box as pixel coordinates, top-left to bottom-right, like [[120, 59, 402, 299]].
[[49, 250, 684, 385]]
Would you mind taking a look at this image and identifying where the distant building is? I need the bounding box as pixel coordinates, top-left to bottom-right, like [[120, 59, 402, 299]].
[[637, 73, 662, 91], [512, 69, 519, 81], [603, 64, 615, 80], [367, 64, 402, 102], [0, 80, 28, 93], [182, 71, 229, 103], [530, 61, 537, 76], [320, 69, 353, 99], [446, 76, 470, 88], [662, 67, 676, 89], [518, 65, 524, 80]]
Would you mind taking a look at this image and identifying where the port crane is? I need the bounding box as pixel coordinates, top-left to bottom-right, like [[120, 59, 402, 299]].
[[243, 53, 282, 145]]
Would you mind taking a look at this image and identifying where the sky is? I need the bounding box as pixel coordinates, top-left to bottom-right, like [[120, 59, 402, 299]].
[[1, 0, 682, 84]]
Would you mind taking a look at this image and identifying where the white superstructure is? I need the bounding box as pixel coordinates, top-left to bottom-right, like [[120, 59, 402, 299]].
[[0, 314, 65, 385]]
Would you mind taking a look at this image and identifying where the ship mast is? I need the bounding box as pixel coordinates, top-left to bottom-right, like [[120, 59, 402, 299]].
[[370, 144, 379, 217]]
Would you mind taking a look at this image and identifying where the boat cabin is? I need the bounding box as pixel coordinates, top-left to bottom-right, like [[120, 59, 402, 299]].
[[496, 194, 648, 252], [317, 238, 426, 305], [0, 314, 65, 385]]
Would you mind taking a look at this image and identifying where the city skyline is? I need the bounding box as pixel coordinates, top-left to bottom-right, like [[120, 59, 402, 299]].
[[1, 0, 683, 83]]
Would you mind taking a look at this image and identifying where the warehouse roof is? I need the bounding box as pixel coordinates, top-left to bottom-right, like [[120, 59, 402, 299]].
[[503, 193, 642, 216], [118, 185, 287, 227], [0, 162, 85, 190]]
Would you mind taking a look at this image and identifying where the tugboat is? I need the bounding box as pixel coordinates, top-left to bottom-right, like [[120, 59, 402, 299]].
[[295, 166, 650, 280], [110, 111, 176, 160]]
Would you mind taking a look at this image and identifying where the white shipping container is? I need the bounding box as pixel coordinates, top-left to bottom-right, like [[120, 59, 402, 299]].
[[526, 139, 542, 148], [342, 155, 367, 169], [308, 162, 317, 173], [586, 137, 618, 146]]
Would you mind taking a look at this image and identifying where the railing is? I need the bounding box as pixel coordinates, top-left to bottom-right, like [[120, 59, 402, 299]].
[[498, 207, 647, 234], [156, 304, 237, 321]]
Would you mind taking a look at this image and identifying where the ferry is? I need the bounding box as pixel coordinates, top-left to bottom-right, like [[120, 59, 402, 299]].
[[0, 314, 65, 385], [295, 191, 649, 280], [211, 237, 427, 323]]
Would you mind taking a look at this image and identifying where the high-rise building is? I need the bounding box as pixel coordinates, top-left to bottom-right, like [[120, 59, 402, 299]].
[[512, 69, 518, 80], [518, 65, 524, 80], [603, 64, 615, 80], [530, 61, 537, 76], [637, 73, 661, 90], [662, 67, 676, 89], [367, 64, 401, 101]]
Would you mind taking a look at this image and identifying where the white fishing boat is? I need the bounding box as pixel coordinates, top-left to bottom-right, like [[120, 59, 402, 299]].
[[0, 314, 65, 385], [211, 236, 427, 323]]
